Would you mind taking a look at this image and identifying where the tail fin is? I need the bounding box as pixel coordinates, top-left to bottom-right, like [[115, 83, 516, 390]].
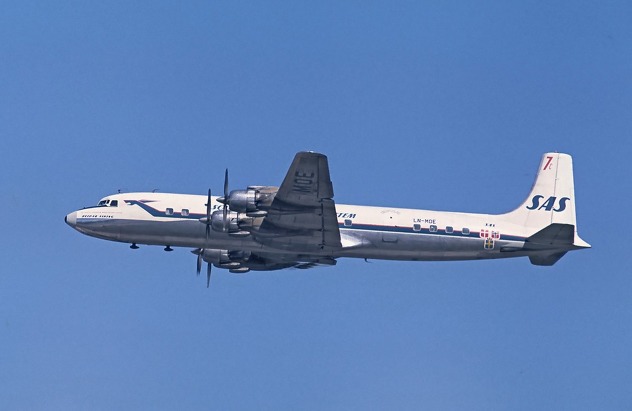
[[503, 153, 590, 249]]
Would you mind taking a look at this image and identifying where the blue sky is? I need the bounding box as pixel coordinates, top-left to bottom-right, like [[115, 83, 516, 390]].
[[1, 1, 631, 410]]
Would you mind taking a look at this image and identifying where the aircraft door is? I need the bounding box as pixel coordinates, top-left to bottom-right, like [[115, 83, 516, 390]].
[[381, 209, 401, 243]]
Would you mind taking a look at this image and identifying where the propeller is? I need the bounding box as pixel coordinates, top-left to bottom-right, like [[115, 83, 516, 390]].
[[193, 170, 229, 287], [194, 248, 212, 288]]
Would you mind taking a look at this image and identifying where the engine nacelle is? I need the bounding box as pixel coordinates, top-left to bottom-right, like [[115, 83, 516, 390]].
[[225, 187, 278, 214], [201, 249, 230, 265], [227, 189, 258, 213], [201, 249, 251, 266], [227, 250, 251, 261], [210, 210, 242, 232]]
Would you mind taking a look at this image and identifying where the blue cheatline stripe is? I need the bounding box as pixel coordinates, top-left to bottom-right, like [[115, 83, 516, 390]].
[[124, 200, 209, 219], [122, 200, 526, 242], [338, 223, 526, 242], [77, 218, 114, 223]]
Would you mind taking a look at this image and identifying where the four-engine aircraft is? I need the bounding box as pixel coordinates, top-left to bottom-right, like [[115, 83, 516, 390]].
[[65, 152, 590, 286]]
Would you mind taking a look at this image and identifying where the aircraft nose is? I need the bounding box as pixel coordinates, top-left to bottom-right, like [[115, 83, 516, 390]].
[[65, 211, 77, 227]]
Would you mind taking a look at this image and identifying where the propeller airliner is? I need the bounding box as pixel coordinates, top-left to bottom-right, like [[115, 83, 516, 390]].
[[65, 152, 590, 286]]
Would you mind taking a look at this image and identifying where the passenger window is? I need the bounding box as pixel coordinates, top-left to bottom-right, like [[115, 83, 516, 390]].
[[110, 200, 118, 207], [413, 223, 421, 232], [462, 227, 470, 235], [344, 219, 352, 227], [429, 225, 438, 233], [166, 208, 174, 216], [182, 209, 189, 217], [446, 226, 453, 234]]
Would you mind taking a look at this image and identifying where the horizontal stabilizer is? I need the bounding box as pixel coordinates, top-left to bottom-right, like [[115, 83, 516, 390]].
[[526, 223, 575, 247], [525, 224, 576, 266], [529, 252, 568, 266]]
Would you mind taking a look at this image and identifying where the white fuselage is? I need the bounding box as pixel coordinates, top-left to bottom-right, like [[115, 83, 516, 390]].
[[66, 192, 534, 262]]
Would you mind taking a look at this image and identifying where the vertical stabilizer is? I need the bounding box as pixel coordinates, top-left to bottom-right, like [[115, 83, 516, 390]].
[[503, 153, 586, 245]]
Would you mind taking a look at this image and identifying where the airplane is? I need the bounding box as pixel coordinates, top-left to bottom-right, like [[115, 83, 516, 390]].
[[65, 152, 590, 287]]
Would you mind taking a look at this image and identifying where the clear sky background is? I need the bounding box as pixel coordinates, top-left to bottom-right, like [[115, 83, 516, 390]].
[[1, 1, 631, 410]]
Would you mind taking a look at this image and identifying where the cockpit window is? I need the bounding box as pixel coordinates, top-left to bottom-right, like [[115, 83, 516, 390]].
[[97, 199, 118, 207]]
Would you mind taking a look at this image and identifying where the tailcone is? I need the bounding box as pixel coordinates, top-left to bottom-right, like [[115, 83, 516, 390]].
[[573, 235, 591, 249]]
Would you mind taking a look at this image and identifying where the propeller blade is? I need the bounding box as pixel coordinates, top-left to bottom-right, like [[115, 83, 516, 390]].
[[222, 206, 228, 231], [206, 263, 212, 288], [205, 189, 212, 240], [197, 252, 202, 276], [223, 169, 229, 199], [206, 189, 212, 217], [223, 169, 229, 232]]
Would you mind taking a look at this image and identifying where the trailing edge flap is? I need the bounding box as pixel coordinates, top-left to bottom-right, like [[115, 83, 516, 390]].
[[525, 223, 574, 247], [255, 152, 342, 252]]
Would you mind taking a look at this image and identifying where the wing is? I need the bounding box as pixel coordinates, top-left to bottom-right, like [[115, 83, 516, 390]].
[[246, 251, 337, 271], [254, 152, 342, 253], [197, 248, 336, 275]]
